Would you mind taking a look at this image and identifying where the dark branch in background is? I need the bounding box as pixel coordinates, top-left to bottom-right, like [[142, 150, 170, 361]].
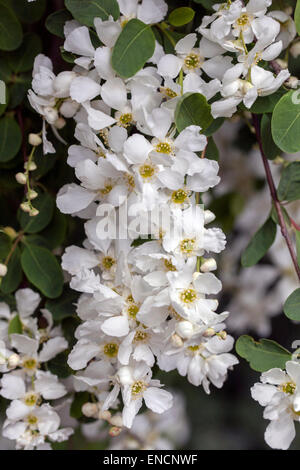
[[252, 113, 300, 283]]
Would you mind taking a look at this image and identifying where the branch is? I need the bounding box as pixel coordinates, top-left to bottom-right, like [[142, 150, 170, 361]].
[[252, 113, 300, 282]]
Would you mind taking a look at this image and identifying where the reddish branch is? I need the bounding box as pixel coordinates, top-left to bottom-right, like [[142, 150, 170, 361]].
[[252, 113, 300, 282]]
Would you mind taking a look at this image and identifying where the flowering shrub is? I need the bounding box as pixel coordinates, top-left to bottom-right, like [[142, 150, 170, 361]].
[[0, 0, 300, 450]]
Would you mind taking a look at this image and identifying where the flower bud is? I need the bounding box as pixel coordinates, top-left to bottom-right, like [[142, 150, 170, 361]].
[[27, 190, 38, 201], [290, 41, 300, 58], [54, 117, 66, 129], [29, 208, 39, 217], [285, 76, 299, 89], [44, 106, 59, 124], [53, 71, 77, 98], [204, 210, 215, 224], [109, 426, 122, 437], [0, 264, 7, 277], [171, 333, 183, 348], [109, 415, 123, 427], [200, 258, 217, 273], [3, 227, 17, 240], [24, 161, 37, 171], [82, 402, 98, 418], [176, 321, 194, 339], [28, 133, 42, 147], [8, 353, 20, 368], [15, 172, 27, 185], [20, 202, 31, 213]]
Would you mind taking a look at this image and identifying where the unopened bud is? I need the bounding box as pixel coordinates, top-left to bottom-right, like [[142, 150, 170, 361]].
[[82, 402, 98, 418], [203, 327, 215, 338], [200, 258, 217, 273], [20, 202, 31, 213], [53, 71, 77, 98], [171, 333, 183, 348], [0, 264, 7, 277], [176, 321, 194, 339], [3, 227, 17, 240], [27, 190, 38, 201], [15, 172, 27, 185], [24, 161, 37, 171], [8, 353, 20, 368], [54, 117, 66, 129], [276, 59, 288, 69], [28, 133, 42, 147], [109, 415, 123, 427], [60, 100, 80, 118], [29, 208, 39, 217], [109, 426, 122, 437], [204, 210, 215, 224], [99, 410, 111, 421]]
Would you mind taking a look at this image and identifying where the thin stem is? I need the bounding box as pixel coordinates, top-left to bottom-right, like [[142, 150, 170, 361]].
[[4, 232, 24, 267], [252, 113, 300, 282]]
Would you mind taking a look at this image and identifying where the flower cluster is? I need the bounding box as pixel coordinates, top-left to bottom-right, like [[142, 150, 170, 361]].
[[251, 360, 300, 450], [25, 0, 297, 447], [0, 289, 73, 449]]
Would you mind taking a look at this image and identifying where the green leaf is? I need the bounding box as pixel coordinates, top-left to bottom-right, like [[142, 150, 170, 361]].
[[11, 0, 46, 24], [18, 192, 55, 234], [0, 117, 22, 162], [45, 9, 73, 38], [168, 7, 195, 26], [8, 314, 22, 335], [295, 0, 300, 35], [272, 90, 300, 153], [277, 162, 300, 202], [1, 246, 22, 294], [21, 244, 63, 299], [70, 392, 90, 419], [41, 210, 67, 250], [45, 288, 78, 323], [112, 19, 155, 79], [48, 351, 73, 378], [205, 136, 219, 161], [0, 232, 11, 260], [241, 217, 277, 267], [0, 2, 22, 51], [8, 33, 42, 73], [0, 59, 12, 82], [283, 288, 300, 321], [203, 117, 224, 136], [261, 114, 281, 160], [65, 0, 120, 26], [236, 335, 291, 372], [175, 92, 213, 133]]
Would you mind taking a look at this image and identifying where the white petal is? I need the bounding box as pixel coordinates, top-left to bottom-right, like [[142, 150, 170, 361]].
[[143, 387, 173, 413], [265, 414, 295, 450], [70, 77, 101, 103], [39, 337, 68, 362], [15, 288, 41, 318], [101, 316, 129, 337], [101, 78, 127, 110], [124, 134, 152, 164], [56, 184, 95, 214], [64, 26, 95, 57], [157, 55, 182, 79]]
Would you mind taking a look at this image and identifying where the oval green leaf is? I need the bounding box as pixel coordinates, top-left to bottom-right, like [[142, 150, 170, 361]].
[[261, 113, 281, 160], [277, 162, 300, 202], [1, 246, 22, 294], [65, 0, 120, 26], [272, 90, 300, 153], [18, 192, 55, 234], [283, 288, 300, 321], [241, 217, 277, 267], [168, 7, 195, 27], [0, 3, 22, 51], [175, 92, 213, 133], [236, 335, 291, 372], [8, 314, 22, 336], [21, 244, 64, 299], [8, 33, 42, 73], [0, 117, 22, 162], [112, 19, 155, 79], [11, 0, 46, 24], [46, 9, 73, 38]]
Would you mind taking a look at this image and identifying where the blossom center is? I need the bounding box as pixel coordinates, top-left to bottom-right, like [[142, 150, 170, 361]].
[[133, 330, 148, 342], [24, 392, 39, 407], [103, 342, 119, 358], [184, 52, 201, 70], [180, 238, 196, 254], [164, 258, 177, 271], [155, 141, 173, 154], [281, 381, 296, 395], [139, 163, 155, 179], [171, 189, 188, 204], [160, 87, 178, 99], [23, 357, 37, 371], [118, 113, 133, 128], [102, 256, 115, 270], [180, 288, 197, 304], [131, 380, 147, 396]]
